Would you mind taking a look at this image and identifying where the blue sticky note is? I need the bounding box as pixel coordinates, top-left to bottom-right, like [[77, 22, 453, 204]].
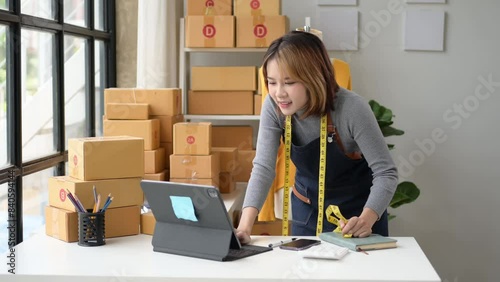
[[170, 196, 198, 222]]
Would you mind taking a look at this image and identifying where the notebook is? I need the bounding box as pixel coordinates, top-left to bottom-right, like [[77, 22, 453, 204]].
[[140, 180, 272, 261], [319, 232, 398, 252]]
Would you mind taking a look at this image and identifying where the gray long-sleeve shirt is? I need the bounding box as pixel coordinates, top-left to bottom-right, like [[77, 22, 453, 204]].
[[242, 87, 398, 217]]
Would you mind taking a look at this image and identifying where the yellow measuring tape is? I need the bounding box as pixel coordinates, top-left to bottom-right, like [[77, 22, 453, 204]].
[[282, 115, 350, 237]]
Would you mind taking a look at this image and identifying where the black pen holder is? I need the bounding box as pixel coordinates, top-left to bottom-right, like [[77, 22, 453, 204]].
[[78, 210, 105, 246]]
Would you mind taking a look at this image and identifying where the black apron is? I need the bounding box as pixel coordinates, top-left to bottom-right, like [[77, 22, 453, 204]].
[[289, 114, 389, 236]]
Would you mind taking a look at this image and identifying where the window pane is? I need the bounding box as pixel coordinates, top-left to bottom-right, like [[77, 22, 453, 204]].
[[94, 0, 105, 31], [0, 182, 10, 254], [23, 167, 54, 242], [95, 40, 105, 136], [0, 0, 7, 10], [0, 25, 7, 167], [21, 29, 55, 162], [64, 0, 87, 27], [21, 0, 55, 20], [65, 35, 87, 144]]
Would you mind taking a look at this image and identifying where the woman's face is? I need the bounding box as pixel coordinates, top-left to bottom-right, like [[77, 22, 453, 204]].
[[266, 59, 308, 116]]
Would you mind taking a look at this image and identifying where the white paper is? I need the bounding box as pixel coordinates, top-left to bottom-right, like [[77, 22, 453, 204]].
[[404, 10, 445, 51], [317, 0, 357, 6], [317, 9, 358, 51], [406, 0, 446, 3]]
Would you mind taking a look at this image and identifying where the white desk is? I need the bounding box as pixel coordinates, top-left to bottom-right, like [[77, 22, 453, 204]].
[[2, 231, 440, 281]]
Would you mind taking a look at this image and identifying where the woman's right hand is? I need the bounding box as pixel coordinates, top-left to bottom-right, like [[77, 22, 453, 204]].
[[235, 229, 251, 245]]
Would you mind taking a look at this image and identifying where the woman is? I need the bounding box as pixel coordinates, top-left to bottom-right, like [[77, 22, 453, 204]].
[[236, 31, 398, 244]]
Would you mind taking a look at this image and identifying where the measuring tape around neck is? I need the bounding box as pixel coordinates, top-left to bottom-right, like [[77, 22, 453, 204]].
[[282, 115, 327, 236]]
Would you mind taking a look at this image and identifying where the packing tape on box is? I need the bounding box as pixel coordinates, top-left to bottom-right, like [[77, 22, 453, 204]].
[[203, 16, 216, 47], [253, 16, 267, 47]]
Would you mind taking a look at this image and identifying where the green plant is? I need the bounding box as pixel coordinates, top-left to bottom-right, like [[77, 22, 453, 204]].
[[369, 100, 421, 220]]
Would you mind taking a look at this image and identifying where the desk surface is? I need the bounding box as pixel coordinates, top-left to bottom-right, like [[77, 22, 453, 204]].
[[2, 231, 440, 282]]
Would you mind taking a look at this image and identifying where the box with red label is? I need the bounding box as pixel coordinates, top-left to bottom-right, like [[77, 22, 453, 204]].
[[145, 147, 166, 174], [104, 88, 181, 116], [48, 176, 143, 212], [187, 0, 232, 15], [105, 103, 149, 120], [173, 122, 212, 155], [185, 16, 234, 48], [236, 16, 287, 47], [103, 119, 160, 150], [68, 136, 144, 181], [151, 115, 184, 143], [170, 153, 220, 179], [234, 0, 281, 17]]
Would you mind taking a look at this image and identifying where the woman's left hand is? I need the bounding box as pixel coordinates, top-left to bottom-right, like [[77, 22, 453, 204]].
[[339, 208, 379, 238]]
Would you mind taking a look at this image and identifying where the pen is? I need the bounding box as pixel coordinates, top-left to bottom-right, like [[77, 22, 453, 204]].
[[268, 238, 297, 248]]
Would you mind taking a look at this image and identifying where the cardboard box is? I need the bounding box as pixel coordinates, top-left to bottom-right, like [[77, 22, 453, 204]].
[[185, 16, 234, 48], [234, 0, 281, 16], [145, 148, 166, 174], [68, 136, 144, 181], [191, 66, 256, 91], [151, 115, 184, 143], [173, 122, 212, 155], [254, 94, 262, 115], [236, 16, 287, 47], [45, 206, 78, 242], [212, 126, 253, 150], [170, 178, 219, 187], [219, 171, 235, 193], [212, 147, 238, 173], [104, 88, 181, 116], [251, 219, 283, 236], [170, 153, 220, 179], [45, 205, 142, 242], [141, 212, 156, 235], [187, 0, 232, 15], [160, 142, 173, 168], [188, 91, 254, 115], [103, 119, 160, 150], [48, 176, 143, 212], [144, 170, 168, 181], [106, 205, 141, 238], [105, 103, 149, 120], [233, 149, 256, 182]]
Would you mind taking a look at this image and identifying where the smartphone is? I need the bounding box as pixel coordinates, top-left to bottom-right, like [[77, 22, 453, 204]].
[[279, 239, 321, 251]]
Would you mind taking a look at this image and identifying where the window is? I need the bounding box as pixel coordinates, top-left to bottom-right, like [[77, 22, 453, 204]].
[[0, 25, 6, 168], [64, 35, 87, 144], [21, 29, 56, 162], [21, 0, 55, 20], [0, 0, 115, 248], [64, 0, 87, 27]]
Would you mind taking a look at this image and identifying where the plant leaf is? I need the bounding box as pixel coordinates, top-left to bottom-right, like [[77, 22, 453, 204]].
[[381, 126, 405, 137], [378, 120, 393, 127], [369, 100, 393, 122], [388, 214, 397, 221], [387, 144, 395, 150], [390, 181, 420, 209]]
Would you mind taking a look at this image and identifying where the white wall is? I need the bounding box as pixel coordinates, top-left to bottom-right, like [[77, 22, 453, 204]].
[[186, 1, 500, 280]]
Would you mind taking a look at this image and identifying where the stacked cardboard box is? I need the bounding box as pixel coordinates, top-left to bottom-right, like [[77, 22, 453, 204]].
[[189, 66, 256, 115], [170, 122, 220, 187], [45, 136, 145, 242], [212, 126, 256, 182], [104, 88, 184, 180]]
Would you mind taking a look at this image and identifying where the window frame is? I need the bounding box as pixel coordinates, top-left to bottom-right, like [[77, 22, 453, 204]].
[[0, 0, 116, 246]]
